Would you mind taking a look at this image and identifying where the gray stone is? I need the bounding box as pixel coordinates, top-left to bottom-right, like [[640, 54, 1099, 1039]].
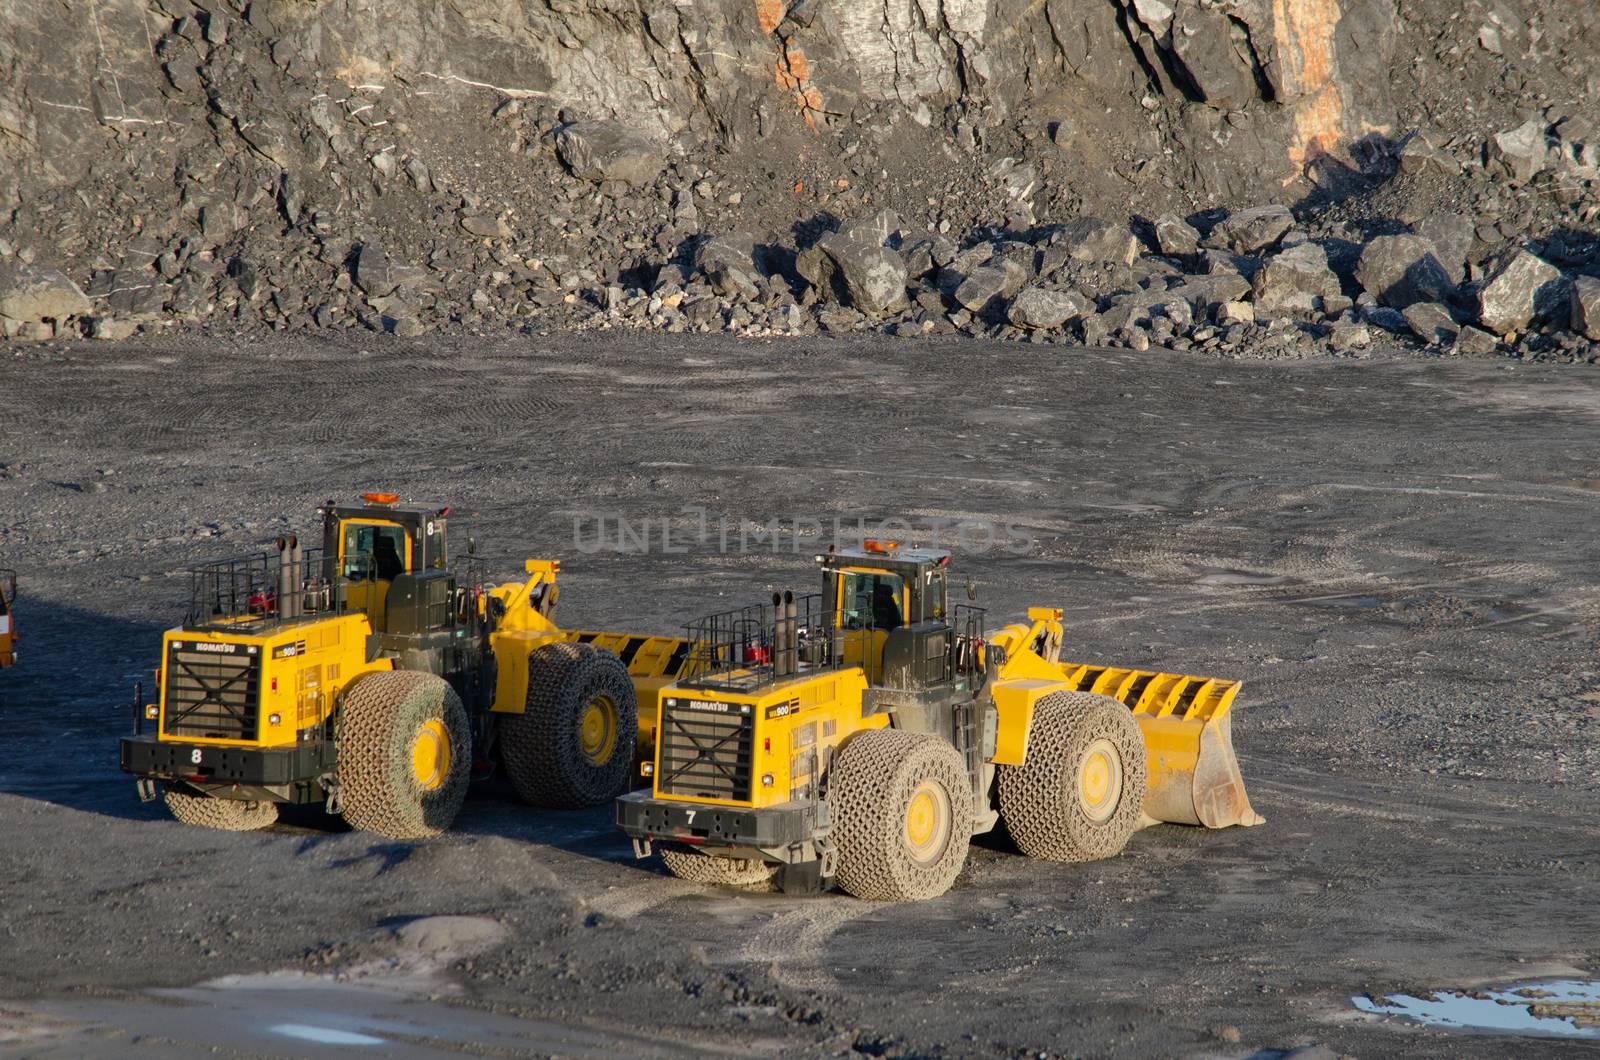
[[1252, 243, 1341, 316], [354, 243, 397, 296], [1415, 213, 1474, 284], [694, 231, 760, 298], [806, 232, 906, 316], [1401, 302, 1459, 345], [954, 267, 1012, 312], [1476, 249, 1564, 335], [1007, 287, 1092, 329], [1056, 217, 1138, 266], [1355, 234, 1452, 308], [1489, 117, 1548, 184], [1360, 304, 1409, 334], [1453, 325, 1500, 355], [556, 121, 666, 188], [0, 261, 91, 324], [87, 316, 138, 340], [1327, 322, 1371, 352], [1207, 205, 1294, 254], [1216, 300, 1254, 326], [459, 213, 512, 239], [1170, 273, 1252, 312], [1153, 214, 1200, 257], [1395, 131, 1458, 177], [1572, 275, 1600, 341], [840, 208, 904, 247], [1129, 0, 1174, 36]]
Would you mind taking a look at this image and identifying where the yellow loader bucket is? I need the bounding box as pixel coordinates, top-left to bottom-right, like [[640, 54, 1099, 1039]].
[[1057, 662, 1264, 829]]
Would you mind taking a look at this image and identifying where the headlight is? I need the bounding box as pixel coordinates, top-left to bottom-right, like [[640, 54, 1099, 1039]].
[[268, 713, 282, 725]]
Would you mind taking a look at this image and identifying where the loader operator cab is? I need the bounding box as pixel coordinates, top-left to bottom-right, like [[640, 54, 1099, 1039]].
[[821, 543, 959, 688], [321, 493, 453, 635]]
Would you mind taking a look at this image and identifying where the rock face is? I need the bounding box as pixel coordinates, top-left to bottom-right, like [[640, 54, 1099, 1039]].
[[1476, 249, 1564, 335], [555, 122, 666, 187], [0, 261, 92, 327], [1355, 234, 1453, 308]]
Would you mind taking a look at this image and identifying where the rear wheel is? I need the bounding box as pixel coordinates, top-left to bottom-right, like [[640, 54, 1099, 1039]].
[[659, 845, 777, 889], [335, 670, 471, 840], [997, 691, 1146, 862], [500, 642, 638, 808], [162, 785, 278, 831], [829, 730, 972, 902]]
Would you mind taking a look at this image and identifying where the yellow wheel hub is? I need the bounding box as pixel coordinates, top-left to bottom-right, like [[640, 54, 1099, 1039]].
[[579, 694, 618, 766], [903, 780, 951, 864], [411, 718, 451, 790], [1077, 737, 1123, 823]]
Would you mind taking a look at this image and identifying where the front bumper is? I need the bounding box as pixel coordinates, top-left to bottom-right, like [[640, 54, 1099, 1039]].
[[614, 789, 821, 848], [119, 735, 335, 787]]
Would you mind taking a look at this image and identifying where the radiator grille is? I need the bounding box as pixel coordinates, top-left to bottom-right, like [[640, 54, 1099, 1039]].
[[656, 698, 755, 802], [162, 640, 261, 741]]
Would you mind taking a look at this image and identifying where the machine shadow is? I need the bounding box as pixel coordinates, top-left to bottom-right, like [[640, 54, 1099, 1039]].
[[0, 597, 168, 822]]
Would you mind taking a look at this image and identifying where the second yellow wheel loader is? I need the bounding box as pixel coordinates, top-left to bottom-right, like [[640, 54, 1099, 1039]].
[[118, 494, 691, 840], [617, 542, 1261, 900]]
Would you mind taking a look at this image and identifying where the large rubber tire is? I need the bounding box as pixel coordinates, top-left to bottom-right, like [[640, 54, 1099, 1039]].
[[500, 642, 639, 809], [162, 785, 279, 831], [659, 845, 777, 889], [829, 730, 973, 902], [997, 691, 1147, 862], [335, 670, 471, 840]]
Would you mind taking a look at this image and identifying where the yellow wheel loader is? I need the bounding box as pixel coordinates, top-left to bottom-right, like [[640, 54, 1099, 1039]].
[[118, 494, 692, 839], [617, 542, 1261, 900], [0, 569, 16, 668]]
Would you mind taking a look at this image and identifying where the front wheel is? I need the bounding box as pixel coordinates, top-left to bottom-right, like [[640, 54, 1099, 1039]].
[[829, 730, 973, 902], [335, 670, 471, 840], [659, 845, 777, 890], [997, 691, 1147, 862]]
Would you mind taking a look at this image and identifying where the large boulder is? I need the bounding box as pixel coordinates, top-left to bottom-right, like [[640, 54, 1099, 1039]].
[[1354, 234, 1452, 308], [1401, 302, 1459, 345], [1414, 213, 1474, 284], [1573, 275, 1600, 341], [800, 233, 906, 316], [1153, 214, 1200, 257], [954, 264, 1023, 312], [0, 261, 92, 327], [556, 121, 666, 187], [1476, 249, 1565, 335], [1055, 217, 1139, 266], [1207, 205, 1294, 254], [1488, 117, 1549, 184], [1252, 243, 1342, 316], [353, 243, 398, 297], [694, 232, 760, 298], [1007, 287, 1093, 329]]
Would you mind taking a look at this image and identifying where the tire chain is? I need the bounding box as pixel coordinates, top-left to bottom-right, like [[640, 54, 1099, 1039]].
[[499, 641, 638, 809], [162, 785, 279, 831], [829, 730, 973, 902], [335, 670, 471, 840], [996, 691, 1147, 862]]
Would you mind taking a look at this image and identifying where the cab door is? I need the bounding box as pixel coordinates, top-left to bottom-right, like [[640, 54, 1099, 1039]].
[[830, 566, 906, 683], [338, 519, 412, 629]]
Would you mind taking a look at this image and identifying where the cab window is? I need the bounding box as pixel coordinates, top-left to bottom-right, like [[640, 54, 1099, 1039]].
[[423, 519, 447, 570], [343, 523, 408, 581], [922, 569, 947, 622], [838, 571, 904, 631]]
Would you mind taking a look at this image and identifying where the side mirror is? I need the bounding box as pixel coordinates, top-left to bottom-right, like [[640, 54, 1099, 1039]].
[[467, 537, 477, 556], [966, 579, 978, 601]]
